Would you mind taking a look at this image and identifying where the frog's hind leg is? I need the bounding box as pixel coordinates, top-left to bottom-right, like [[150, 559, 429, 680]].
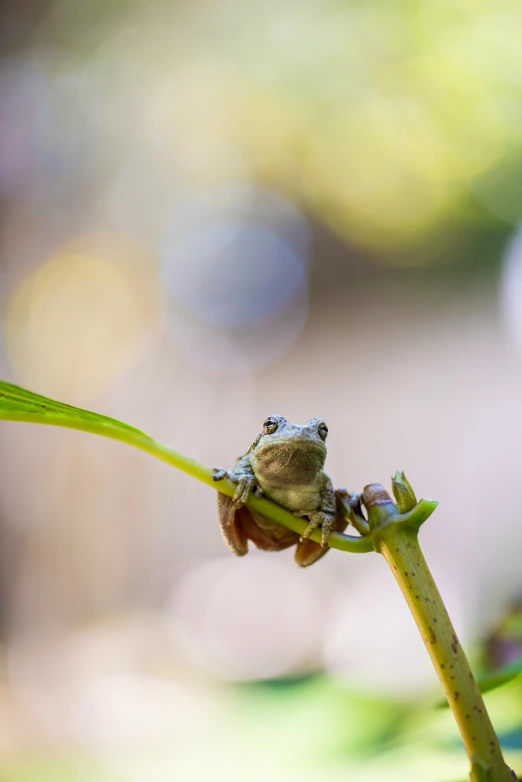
[[294, 513, 348, 567], [242, 509, 298, 551], [217, 493, 249, 556], [217, 495, 297, 556]]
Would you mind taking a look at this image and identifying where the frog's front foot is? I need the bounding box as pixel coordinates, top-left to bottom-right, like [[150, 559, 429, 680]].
[[212, 467, 257, 507], [300, 511, 335, 548], [212, 467, 236, 484]]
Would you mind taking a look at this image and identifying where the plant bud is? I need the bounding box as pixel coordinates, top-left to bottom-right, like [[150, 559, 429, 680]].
[[391, 470, 417, 513]]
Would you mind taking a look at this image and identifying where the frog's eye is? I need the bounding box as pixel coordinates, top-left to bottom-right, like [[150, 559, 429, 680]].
[[318, 422, 328, 440], [263, 417, 279, 434]]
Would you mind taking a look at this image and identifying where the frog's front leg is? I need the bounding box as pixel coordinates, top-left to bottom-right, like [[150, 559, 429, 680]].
[[299, 511, 335, 548], [299, 476, 337, 548], [212, 454, 260, 507]]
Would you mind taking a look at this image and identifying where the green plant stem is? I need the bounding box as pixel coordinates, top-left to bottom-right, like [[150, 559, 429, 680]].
[[0, 410, 372, 554], [374, 524, 514, 782]]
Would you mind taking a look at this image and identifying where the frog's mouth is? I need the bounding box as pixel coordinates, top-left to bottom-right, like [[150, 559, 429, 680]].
[[253, 440, 326, 486]]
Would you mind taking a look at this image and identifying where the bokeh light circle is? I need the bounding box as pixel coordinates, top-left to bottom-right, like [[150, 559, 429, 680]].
[[162, 220, 306, 328], [160, 185, 311, 370], [3, 241, 158, 399], [169, 557, 325, 681]]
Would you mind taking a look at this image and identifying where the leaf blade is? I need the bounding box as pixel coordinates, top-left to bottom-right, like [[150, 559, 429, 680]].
[[0, 381, 150, 439]]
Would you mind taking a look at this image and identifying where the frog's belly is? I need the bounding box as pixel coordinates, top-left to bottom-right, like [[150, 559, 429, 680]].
[[260, 485, 321, 513]]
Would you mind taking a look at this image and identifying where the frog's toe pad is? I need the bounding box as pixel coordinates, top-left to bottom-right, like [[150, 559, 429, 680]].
[[300, 517, 322, 541]]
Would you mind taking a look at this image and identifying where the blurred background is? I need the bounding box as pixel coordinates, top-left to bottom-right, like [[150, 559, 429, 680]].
[[1, 0, 522, 779]]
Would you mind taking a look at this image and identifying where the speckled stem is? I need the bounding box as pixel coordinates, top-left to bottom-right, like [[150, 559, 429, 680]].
[[375, 525, 514, 782]]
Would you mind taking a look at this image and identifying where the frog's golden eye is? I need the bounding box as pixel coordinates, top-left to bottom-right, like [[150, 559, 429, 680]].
[[263, 417, 279, 434], [318, 422, 328, 440]]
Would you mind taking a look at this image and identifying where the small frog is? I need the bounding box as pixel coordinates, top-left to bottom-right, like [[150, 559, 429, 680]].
[[212, 415, 349, 567]]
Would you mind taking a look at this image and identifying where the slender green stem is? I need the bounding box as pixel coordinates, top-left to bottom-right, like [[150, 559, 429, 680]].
[[0, 411, 372, 554], [374, 525, 514, 781]]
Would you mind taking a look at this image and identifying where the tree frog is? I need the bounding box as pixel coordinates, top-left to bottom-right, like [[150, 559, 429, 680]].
[[212, 415, 349, 567]]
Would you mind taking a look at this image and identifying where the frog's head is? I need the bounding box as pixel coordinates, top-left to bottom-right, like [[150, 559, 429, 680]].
[[250, 415, 328, 487]]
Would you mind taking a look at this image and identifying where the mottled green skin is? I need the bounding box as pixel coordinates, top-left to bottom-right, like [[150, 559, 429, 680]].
[[213, 415, 346, 567]]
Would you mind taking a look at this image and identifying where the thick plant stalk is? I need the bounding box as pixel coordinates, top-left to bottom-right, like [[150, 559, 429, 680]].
[[362, 483, 516, 782], [378, 528, 512, 781]]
